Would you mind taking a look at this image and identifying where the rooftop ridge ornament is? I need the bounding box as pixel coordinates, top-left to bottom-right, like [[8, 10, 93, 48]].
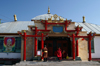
[[48, 6, 50, 14], [53, 14, 58, 20], [59, 16, 64, 22]]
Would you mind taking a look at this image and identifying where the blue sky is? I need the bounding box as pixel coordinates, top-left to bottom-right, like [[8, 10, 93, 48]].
[[0, 0, 100, 25]]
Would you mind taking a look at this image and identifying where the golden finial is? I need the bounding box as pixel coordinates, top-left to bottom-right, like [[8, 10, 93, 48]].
[[83, 16, 85, 23], [14, 14, 17, 21], [48, 6, 50, 14]]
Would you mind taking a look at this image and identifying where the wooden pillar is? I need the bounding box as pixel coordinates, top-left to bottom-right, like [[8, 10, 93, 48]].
[[34, 27, 37, 56], [23, 32, 26, 61], [88, 34, 92, 61], [45, 20, 47, 30], [34, 38, 37, 56], [41, 33, 44, 60], [65, 20, 68, 31], [72, 34, 75, 60], [76, 40, 79, 57]]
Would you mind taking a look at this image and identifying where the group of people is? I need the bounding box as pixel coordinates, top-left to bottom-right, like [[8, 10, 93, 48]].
[[55, 47, 68, 61], [43, 46, 68, 62]]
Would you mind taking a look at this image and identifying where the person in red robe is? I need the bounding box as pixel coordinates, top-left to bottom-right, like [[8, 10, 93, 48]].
[[57, 47, 62, 61], [43, 45, 48, 62], [62, 50, 67, 59]]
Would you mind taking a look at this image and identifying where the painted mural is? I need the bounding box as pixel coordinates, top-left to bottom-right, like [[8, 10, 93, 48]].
[[3, 37, 15, 52]]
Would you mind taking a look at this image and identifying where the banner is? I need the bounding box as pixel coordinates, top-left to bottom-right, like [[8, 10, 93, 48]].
[[3, 37, 15, 52]]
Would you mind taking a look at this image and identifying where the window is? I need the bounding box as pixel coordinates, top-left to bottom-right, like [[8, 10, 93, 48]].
[[88, 38, 94, 53], [0, 37, 4, 52], [91, 38, 94, 53], [15, 37, 21, 53]]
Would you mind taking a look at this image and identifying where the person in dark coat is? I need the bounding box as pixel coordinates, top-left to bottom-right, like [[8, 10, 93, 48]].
[[57, 47, 62, 61], [62, 50, 67, 59], [43, 45, 48, 62]]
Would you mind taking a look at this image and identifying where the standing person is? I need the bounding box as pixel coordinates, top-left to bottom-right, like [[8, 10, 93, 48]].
[[43, 45, 48, 62], [57, 47, 62, 61], [62, 50, 67, 59]]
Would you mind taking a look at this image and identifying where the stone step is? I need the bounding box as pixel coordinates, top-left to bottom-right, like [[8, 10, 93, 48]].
[[13, 61, 100, 66]]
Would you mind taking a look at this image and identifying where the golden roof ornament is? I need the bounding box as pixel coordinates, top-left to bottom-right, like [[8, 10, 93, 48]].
[[59, 17, 64, 22], [83, 16, 85, 23], [48, 16, 52, 22], [14, 14, 17, 21], [53, 14, 58, 20], [48, 6, 50, 14]]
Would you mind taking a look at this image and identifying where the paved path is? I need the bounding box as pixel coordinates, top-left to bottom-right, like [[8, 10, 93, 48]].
[[12, 61, 100, 66]]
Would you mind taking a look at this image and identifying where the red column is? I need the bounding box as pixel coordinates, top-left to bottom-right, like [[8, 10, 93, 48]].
[[65, 21, 67, 31], [34, 38, 37, 56], [72, 34, 75, 60], [41, 33, 44, 60], [88, 35, 92, 61], [45, 20, 47, 30], [24, 32, 26, 61], [76, 40, 79, 57], [34, 27, 37, 56]]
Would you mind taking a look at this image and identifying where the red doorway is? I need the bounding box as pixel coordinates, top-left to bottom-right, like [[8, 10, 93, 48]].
[[43, 37, 72, 57]]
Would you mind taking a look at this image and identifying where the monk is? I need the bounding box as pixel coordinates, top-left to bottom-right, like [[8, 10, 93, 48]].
[[43, 45, 48, 62], [62, 50, 67, 59], [57, 47, 62, 61]]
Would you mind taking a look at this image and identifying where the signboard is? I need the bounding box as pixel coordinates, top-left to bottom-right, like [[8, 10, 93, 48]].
[[37, 50, 42, 56], [3, 37, 15, 52], [53, 26, 63, 33]]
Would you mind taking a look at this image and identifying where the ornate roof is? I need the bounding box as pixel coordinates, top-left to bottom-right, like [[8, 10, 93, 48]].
[[31, 7, 66, 21], [0, 21, 100, 34], [31, 14, 66, 21]]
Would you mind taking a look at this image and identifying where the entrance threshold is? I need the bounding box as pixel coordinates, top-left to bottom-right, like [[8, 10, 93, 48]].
[[47, 57, 73, 61]]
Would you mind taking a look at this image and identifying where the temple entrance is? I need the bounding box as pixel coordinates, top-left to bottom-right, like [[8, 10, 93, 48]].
[[38, 37, 72, 57]]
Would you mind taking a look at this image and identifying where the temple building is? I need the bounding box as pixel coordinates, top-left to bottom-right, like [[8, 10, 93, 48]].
[[0, 7, 100, 64]]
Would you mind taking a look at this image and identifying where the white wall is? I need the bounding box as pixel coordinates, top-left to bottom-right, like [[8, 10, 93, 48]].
[[92, 36, 100, 58], [0, 53, 21, 58]]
